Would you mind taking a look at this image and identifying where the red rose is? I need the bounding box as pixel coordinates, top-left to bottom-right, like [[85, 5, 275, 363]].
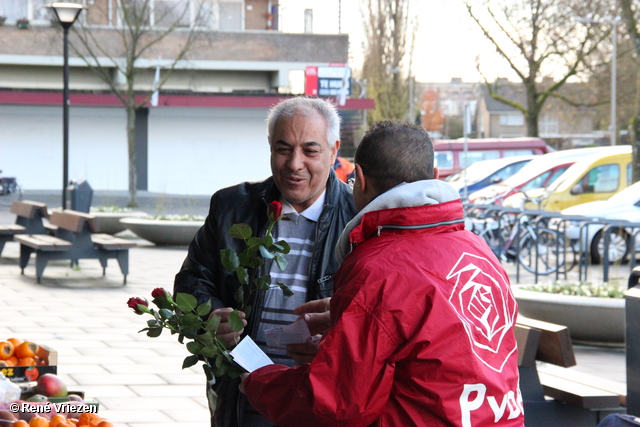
[[151, 287, 168, 299], [268, 201, 283, 220], [127, 297, 148, 314]]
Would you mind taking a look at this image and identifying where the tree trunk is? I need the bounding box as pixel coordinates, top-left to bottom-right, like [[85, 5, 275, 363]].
[[525, 84, 539, 137], [126, 103, 138, 207], [633, 68, 640, 183]]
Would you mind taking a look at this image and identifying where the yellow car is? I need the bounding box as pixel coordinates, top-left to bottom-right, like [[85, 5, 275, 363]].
[[504, 146, 632, 211]]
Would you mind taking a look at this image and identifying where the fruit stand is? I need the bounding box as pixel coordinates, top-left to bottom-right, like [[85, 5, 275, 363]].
[[0, 339, 112, 427]]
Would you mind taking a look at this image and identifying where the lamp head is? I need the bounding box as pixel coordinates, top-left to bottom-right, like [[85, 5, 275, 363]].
[[49, 2, 83, 29]]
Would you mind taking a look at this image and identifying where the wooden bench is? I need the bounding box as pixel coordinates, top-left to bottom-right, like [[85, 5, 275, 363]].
[[0, 200, 49, 257], [14, 210, 136, 284], [516, 317, 625, 426]]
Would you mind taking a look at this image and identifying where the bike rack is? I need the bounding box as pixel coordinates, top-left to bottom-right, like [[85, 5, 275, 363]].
[[602, 221, 640, 283]]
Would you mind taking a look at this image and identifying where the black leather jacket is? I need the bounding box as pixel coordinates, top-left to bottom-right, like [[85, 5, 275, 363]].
[[174, 171, 356, 426]]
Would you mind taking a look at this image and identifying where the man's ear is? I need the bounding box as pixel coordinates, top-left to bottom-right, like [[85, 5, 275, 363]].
[[434, 167, 440, 180], [330, 140, 340, 163], [355, 164, 367, 193]]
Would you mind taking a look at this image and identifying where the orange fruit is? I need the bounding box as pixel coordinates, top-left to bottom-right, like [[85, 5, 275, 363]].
[[77, 413, 101, 426], [18, 357, 37, 366], [14, 421, 30, 427], [15, 341, 38, 359], [0, 341, 14, 359], [50, 415, 67, 427], [6, 356, 19, 366], [7, 337, 23, 348], [29, 416, 49, 427], [96, 422, 114, 427]]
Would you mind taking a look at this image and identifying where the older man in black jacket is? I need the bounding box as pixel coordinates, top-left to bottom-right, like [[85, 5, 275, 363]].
[[174, 96, 356, 427]]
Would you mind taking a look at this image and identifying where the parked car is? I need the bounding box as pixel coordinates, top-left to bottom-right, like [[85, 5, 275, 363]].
[[503, 146, 632, 211], [559, 181, 640, 264], [434, 137, 554, 179], [468, 147, 614, 206], [446, 156, 534, 199]]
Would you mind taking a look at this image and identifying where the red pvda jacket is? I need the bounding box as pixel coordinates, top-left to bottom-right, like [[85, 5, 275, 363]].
[[245, 199, 524, 427]]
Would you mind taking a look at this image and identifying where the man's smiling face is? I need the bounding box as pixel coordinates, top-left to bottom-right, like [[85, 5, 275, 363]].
[[270, 110, 339, 213]]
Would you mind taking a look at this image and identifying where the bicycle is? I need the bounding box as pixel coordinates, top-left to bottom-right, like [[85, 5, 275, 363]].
[[0, 171, 22, 207], [469, 196, 576, 275]]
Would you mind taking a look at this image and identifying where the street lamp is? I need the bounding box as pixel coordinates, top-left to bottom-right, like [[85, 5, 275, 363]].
[[49, 2, 83, 209], [578, 16, 621, 146]]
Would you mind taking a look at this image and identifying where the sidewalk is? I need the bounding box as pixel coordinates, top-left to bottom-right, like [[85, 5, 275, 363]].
[[0, 203, 627, 426]]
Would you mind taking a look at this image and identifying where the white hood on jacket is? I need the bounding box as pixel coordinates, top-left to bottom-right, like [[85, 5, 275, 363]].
[[335, 179, 461, 264]]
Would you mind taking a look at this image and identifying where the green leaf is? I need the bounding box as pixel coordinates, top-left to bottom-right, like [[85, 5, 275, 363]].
[[247, 237, 262, 250], [234, 286, 244, 304], [242, 305, 252, 318], [152, 297, 173, 310], [235, 266, 248, 285], [175, 293, 198, 312], [196, 300, 212, 317], [182, 355, 199, 369], [203, 363, 214, 381], [213, 362, 229, 377], [159, 308, 174, 320], [239, 248, 255, 266], [274, 253, 288, 271], [264, 234, 273, 248], [183, 329, 197, 339], [220, 249, 240, 271], [205, 313, 221, 332], [229, 223, 252, 240], [186, 341, 204, 355], [181, 313, 201, 330], [147, 326, 163, 338], [197, 331, 215, 345], [254, 274, 271, 291], [199, 346, 218, 358], [227, 365, 244, 378], [278, 282, 294, 297], [147, 319, 161, 328], [228, 310, 245, 333], [259, 245, 274, 259], [275, 240, 291, 254]]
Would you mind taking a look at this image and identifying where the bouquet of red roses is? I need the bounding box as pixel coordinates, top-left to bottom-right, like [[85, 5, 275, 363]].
[[127, 201, 291, 404]]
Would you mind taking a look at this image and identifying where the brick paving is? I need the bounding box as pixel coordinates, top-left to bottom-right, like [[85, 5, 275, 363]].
[[0, 200, 628, 426]]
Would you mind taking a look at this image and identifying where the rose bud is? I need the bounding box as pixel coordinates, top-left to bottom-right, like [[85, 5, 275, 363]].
[[268, 201, 283, 220], [151, 287, 169, 299], [127, 297, 149, 314]]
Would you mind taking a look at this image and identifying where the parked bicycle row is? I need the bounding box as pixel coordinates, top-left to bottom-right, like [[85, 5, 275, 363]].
[[464, 203, 640, 284]]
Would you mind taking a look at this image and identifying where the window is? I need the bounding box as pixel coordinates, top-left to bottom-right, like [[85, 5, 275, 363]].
[[114, 0, 212, 29], [460, 150, 500, 169], [499, 114, 524, 126], [539, 115, 560, 135], [435, 151, 453, 170], [504, 149, 534, 157], [219, 1, 243, 30], [578, 164, 619, 194], [521, 171, 552, 192]]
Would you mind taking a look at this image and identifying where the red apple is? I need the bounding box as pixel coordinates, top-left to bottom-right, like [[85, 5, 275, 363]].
[[35, 373, 67, 398]]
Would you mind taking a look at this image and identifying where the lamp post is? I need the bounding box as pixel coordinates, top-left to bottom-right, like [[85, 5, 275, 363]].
[[49, 3, 83, 209], [578, 16, 621, 146]]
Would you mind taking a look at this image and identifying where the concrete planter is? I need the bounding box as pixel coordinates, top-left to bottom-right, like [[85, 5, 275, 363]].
[[512, 285, 625, 345], [120, 218, 204, 246], [92, 211, 147, 235]]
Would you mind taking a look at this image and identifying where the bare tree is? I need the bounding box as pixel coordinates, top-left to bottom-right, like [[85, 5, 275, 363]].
[[360, 0, 416, 124], [620, 0, 640, 183], [70, 0, 207, 206], [465, 0, 611, 137]]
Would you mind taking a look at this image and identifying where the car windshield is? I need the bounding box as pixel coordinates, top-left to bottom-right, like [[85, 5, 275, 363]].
[[447, 159, 519, 184]]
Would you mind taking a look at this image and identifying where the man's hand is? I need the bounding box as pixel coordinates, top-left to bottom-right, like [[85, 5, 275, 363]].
[[286, 339, 321, 366], [212, 307, 247, 347], [293, 297, 331, 335], [239, 372, 250, 394]]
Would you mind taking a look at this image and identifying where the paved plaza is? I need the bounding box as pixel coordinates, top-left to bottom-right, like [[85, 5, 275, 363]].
[[0, 198, 628, 426]]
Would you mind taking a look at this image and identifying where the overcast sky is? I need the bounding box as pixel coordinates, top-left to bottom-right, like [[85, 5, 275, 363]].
[[278, 0, 515, 84]]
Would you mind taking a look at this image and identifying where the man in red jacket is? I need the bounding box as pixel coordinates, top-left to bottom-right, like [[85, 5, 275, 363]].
[[241, 121, 524, 426]]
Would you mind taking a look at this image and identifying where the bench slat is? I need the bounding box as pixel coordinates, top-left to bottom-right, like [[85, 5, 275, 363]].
[[538, 371, 621, 409], [515, 325, 541, 368], [0, 224, 26, 235], [517, 317, 576, 367], [538, 363, 626, 406], [91, 233, 137, 249], [10, 200, 47, 219], [15, 234, 72, 251]]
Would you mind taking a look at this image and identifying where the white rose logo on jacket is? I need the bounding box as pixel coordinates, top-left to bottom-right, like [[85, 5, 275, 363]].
[[446, 253, 518, 373]]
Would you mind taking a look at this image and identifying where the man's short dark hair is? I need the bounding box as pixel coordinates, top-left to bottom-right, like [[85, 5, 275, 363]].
[[354, 121, 435, 194]]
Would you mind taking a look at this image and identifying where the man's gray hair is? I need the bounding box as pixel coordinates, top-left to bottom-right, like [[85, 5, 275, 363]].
[[267, 97, 341, 148]]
